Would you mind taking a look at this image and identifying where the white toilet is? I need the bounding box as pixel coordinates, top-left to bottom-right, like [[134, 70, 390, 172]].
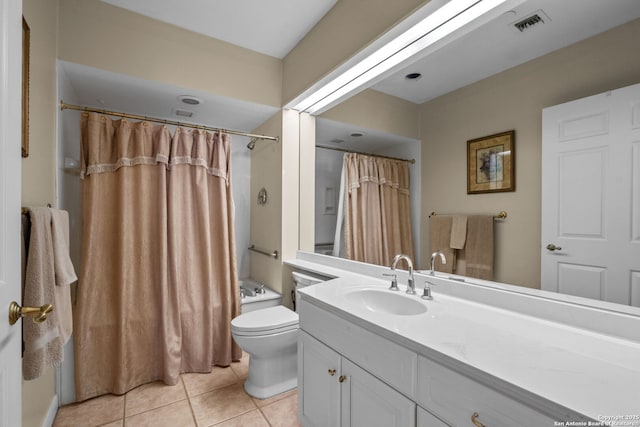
[[230, 272, 326, 399]]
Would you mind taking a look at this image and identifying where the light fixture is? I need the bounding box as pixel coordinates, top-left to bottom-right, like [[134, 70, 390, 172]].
[[178, 95, 201, 105], [349, 131, 365, 138], [288, 0, 519, 114], [405, 72, 422, 80]]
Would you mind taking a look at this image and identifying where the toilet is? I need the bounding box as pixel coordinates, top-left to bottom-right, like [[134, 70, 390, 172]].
[[230, 272, 326, 399]]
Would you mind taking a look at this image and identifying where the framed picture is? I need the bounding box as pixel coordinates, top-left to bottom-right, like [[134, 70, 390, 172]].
[[467, 130, 515, 194], [22, 17, 30, 158]]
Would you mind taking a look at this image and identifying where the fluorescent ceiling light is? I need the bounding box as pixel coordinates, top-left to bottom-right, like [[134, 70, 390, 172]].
[[291, 0, 512, 114]]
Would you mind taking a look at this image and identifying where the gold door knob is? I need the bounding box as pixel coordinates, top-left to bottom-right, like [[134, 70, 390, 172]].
[[328, 369, 336, 376], [338, 375, 347, 383], [546, 244, 562, 251], [471, 412, 486, 427], [9, 301, 54, 325]]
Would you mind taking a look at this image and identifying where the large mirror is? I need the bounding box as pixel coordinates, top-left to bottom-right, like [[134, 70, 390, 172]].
[[312, 0, 640, 312]]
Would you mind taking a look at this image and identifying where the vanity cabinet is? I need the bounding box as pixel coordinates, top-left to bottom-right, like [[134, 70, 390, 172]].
[[299, 297, 570, 427], [299, 332, 415, 427]]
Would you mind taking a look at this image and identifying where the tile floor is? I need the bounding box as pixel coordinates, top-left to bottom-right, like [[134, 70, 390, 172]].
[[53, 353, 302, 427]]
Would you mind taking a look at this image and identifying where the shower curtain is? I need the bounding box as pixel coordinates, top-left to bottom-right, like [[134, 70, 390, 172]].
[[340, 153, 414, 266], [74, 113, 241, 401]]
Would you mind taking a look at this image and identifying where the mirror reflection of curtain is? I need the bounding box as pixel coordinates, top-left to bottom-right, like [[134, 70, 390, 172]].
[[338, 153, 414, 266], [74, 113, 241, 401]]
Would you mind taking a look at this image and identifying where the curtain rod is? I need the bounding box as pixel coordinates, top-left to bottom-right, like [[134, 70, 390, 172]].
[[59, 101, 279, 143], [316, 145, 416, 164]]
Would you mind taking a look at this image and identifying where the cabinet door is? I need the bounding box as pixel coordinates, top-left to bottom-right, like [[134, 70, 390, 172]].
[[341, 359, 415, 427], [417, 406, 450, 427], [299, 332, 341, 427]]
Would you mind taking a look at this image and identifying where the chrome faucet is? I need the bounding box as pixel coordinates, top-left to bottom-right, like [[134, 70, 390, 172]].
[[430, 251, 447, 276], [423, 251, 447, 300], [390, 254, 416, 295]]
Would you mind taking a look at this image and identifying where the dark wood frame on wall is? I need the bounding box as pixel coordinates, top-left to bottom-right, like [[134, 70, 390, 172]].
[[467, 130, 515, 194], [22, 16, 30, 158]]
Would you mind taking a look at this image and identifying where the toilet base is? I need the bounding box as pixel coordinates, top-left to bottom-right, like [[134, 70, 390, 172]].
[[243, 350, 298, 399]]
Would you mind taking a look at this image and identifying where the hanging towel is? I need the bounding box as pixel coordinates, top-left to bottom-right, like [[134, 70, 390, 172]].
[[22, 207, 76, 380], [450, 215, 468, 250], [429, 215, 455, 273], [50, 209, 76, 345], [463, 215, 494, 280]]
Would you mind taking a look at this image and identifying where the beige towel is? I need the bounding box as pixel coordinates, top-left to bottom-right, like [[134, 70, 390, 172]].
[[429, 215, 455, 273], [462, 215, 494, 280], [23, 207, 63, 380], [50, 209, 76, 345], [450, 215, 468, 250]]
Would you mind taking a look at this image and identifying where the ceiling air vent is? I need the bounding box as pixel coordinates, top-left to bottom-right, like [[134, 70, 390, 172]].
[[512, 10, 550, 33], [174, 109, 194, 118]]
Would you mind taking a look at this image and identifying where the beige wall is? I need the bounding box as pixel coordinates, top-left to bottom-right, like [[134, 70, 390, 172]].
[[420, 18, 640, 288], [320, 89, 420, 140], [283, 0, 429, 104], [21, 0, 59, 426], [57, 0, 282, 108]]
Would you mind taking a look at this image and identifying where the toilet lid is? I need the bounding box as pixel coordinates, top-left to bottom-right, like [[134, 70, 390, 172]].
[[231, 306, 299, 334]]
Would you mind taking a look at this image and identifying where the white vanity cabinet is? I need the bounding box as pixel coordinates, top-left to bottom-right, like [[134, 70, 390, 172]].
[[298, 297, 571, 427], [299, 331, 415, 427]]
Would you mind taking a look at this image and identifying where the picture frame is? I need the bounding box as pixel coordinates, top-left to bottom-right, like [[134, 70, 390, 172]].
[[467, 130, 515, 194], [22, 16, 30, 158]]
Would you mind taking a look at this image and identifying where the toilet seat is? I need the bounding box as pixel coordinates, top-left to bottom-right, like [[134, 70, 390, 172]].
[[231, 306, 299, 336]]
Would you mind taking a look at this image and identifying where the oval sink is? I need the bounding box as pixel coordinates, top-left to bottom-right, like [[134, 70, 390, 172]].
[[344, 288, 427, 316]]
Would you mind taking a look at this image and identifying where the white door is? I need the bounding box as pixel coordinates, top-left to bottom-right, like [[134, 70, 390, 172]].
[[340, 359, 415, 427], [541, 83, 640, 306], [0, 0, 24, 425], [298, 332, 341, 426]]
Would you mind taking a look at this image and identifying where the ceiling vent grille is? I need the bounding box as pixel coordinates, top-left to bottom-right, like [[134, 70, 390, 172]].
[[174, 109, 194, 118], [513, 10, 549, 33]]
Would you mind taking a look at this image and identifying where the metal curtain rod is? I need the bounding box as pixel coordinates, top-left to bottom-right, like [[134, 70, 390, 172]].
[[316, 145, 416, 164], [59, 101, 279, 142], [428, 211, 508, 220]]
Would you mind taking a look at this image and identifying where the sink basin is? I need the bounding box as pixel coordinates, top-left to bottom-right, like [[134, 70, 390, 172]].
[[344, 288, 427, 316]]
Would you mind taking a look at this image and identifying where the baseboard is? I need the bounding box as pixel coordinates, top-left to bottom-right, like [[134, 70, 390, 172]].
[[42, 394, 58, 427]]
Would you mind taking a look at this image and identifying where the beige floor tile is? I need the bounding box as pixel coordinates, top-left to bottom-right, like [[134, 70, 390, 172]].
[[252, 388, 297, 408], [182, 366, 240, 397], [230, 356, 249, 380], [124, 400, 196, 427], [260, 394, 302, 427], [53, 394, 124, 427], [125, 379, 188, 416], [100, 421, 124, 427], [211, 409, 269, 427], [190, 383, 256, 427]]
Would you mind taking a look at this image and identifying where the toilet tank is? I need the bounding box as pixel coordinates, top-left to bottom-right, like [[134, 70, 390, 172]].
[[239, 279, 282, 314]]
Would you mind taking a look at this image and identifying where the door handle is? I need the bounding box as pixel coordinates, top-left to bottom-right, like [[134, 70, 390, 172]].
[[8, 301, 54, 325], [546, 244, 562, 251]]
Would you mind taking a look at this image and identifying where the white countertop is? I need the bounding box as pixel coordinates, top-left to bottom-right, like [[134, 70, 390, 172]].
[[289, 255, 640, 423]]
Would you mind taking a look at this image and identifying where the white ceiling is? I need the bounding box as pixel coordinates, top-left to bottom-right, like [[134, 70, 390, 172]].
[[100, 0, 337, 59], [77, 0, 640, 152]]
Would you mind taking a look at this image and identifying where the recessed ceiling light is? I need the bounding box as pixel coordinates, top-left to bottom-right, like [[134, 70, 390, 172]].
[[405, 72, 422, 80], [178, 95, 201, 106], [349, 131, 365, 138]]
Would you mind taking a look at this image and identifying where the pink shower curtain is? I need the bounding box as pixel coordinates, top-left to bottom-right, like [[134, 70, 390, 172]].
[[343, 153, 414, 266], [74, 112, 241, 401]]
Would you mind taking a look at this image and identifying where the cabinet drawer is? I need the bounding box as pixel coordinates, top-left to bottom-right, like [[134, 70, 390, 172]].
[[299, 299, 418, 398], [417, 356, 554, 427], [417, 406, 449, 427]]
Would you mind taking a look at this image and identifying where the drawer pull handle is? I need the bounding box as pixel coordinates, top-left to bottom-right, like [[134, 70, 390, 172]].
[[338, 375, 347, 383], [328, 369, 336, 376], [471, 412, 486, 427]]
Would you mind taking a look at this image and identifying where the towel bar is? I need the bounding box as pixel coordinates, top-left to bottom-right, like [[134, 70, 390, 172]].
[[248, 245, 278, 259], [428, 211, 507, 220]]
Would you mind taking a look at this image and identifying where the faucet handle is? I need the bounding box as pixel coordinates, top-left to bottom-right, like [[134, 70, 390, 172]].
[[383, 273, 399, 291], [422, 280, 436, 300]]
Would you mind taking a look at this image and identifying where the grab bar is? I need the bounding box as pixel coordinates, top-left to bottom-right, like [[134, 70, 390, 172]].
[[248, 245, 278, 259]]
